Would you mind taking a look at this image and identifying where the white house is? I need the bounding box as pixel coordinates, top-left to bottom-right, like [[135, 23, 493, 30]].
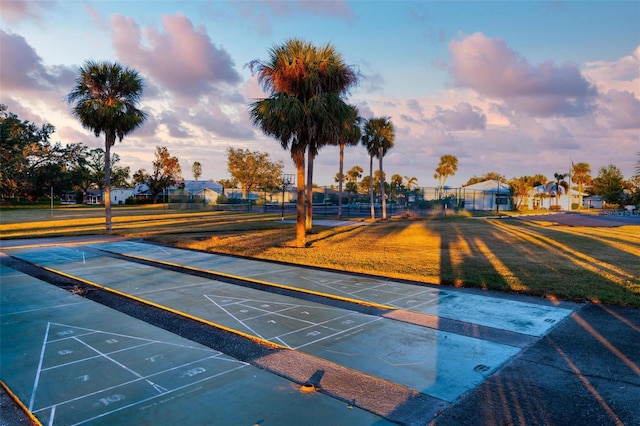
[[582, 195, 604, 209], [169, 180, 223, 204], [84, 187, 135, 205], [110, 188, 135, 205], [462, 180, 512, 211], [531, 184, 586, 210]]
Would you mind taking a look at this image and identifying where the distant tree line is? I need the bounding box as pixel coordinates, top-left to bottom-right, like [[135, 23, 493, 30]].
[[0, 105, 182, 205]]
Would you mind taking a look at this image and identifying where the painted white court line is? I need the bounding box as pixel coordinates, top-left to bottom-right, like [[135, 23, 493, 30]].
[[204, 294, 267, 340], [28, 321, 248, 423]]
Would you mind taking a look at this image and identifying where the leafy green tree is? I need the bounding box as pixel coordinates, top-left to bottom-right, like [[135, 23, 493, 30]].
[[85, 148, 130, 191], [67, 61, 147, 230], [26, 142, 91, 200], [359, 175, 372, 198], [134, 147, 182, 203], [464, 171, 506, 187], [192, 161, 202, 181], [133, 168, 148, 185], [509, 176, 542, 210], [0, 105, 55, 199], [362, 117, 395, 219], [217, 178, 238, 191], [592, 165, 624, 205], [627, 175, 640, 205], [227, 147, 283, 199], [149, 146, 182, 203], [249, 38, 358, 247]]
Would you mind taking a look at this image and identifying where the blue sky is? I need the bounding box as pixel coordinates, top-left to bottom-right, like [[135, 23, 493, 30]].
[[2, 0, 639, 187]]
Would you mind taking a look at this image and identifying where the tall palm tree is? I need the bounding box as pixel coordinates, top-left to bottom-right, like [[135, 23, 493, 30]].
[[248, 39, 357, 246], [67, 61, 146, 230], [335, 105, 361, 219], [362, 117, 395, 219], [571, 162, 591, 209]]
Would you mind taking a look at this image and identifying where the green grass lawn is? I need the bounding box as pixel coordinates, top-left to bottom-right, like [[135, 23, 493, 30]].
[[2, 206, 639, 307]]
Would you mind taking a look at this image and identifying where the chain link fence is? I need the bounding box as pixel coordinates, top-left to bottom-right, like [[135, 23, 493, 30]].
[[165, 185, 510, 217]]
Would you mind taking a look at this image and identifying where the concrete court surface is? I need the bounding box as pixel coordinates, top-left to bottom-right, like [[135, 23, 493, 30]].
[[4, 244, 525, 405], [87, 240, 574, 337], [1, 236, 639, 425], [0, 264, 392, 425]]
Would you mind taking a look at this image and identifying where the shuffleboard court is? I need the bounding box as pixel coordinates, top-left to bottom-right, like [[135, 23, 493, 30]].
[[6, 245, 524, 403], [0, 264, 393, 425], [89, 240, 574, 336]]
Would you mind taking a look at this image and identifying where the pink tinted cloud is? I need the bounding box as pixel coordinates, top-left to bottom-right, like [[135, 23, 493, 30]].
[[432, 102, 486, 131], [0, 30, 75, 93], [0, 30, 49, 90], [251, 0, 352, 18], [83, 3, 108, 31], [449, 33, 598, 117], [600, 89, 640, 130], [111, 13, 241, 98], [233, 0, 352, 36], [0, 0, 55, 24]]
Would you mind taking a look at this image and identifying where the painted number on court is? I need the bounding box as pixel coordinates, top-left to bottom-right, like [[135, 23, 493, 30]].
[[180, 367, 206, 378], [93, 394, 125, 407]]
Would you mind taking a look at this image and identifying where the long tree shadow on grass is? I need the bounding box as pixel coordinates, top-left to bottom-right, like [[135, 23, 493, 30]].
[[473, 219, 640, 306]]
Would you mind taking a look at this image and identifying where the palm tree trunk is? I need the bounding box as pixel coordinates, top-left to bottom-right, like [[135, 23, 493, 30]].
[[338, 143, 344, 219], [305, 148, 314, 232], [296, 161, 306, 248], [379, 146, 386, 219], [578, 182, 584, 209], [104, 132, 115, 231], [369, 154, 375, 219]]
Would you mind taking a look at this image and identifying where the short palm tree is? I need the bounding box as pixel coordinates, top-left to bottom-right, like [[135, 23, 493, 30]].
[[362, 117, 395, 219], [67, 61, 146, 230], [553, 172, 568, 207], [404, 176, 418, 191], [571, 162, 591, 209], [248, 39, 357, 246], [434, 155, 459, 198], [346, 165, 363, 205]]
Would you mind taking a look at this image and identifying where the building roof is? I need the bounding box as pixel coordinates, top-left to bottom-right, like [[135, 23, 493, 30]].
[[178, 180, 223, 193], [463, 180, 510, 193]]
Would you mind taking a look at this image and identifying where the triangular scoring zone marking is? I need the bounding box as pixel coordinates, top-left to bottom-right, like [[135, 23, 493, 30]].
[[299, 275, 396, 302], [203, 294, 343, 343], [202, 294, 380, 350], [28, 322, 245, 423]]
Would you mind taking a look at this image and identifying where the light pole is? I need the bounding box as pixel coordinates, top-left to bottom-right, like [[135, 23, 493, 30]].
[[496, 177, 500, 215], [281, 173, 294, 220]]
